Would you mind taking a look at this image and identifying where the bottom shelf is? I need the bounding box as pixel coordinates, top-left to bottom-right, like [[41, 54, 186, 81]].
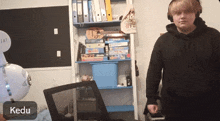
[[98, 86, 133, 90], [106, 105, 134, 112]]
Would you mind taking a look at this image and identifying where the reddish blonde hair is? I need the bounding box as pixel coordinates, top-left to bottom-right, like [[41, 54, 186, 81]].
[[168, 0, 202, 17]]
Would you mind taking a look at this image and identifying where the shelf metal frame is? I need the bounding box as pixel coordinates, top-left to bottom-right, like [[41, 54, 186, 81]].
[[68, 0, 138, 120]]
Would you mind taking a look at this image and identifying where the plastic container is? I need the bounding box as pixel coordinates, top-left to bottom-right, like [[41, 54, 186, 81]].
[[90, 62, 118, 88]]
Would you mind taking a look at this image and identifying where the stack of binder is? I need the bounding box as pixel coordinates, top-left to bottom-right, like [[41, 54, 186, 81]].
[[73, 0, 113, 23], [81, 39, 108, 61]]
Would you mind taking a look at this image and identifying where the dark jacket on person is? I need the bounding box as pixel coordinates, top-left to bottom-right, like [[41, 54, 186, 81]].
[[144, 17, 220, 117]]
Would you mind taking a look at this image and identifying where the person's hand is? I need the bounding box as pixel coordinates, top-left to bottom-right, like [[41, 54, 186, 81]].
[[0, 114, 7, 121], [147, 104, 158, 114]]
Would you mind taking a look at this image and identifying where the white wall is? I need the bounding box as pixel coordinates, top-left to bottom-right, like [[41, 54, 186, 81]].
[[21, 67, 72, 108], [0, 0, 72, 114], [200, 0, 220, 30], [0, 0, 68, 9], [134, 0, 220, 120]]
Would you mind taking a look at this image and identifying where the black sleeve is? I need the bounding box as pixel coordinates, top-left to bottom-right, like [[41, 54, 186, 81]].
[[212, 29, 220, 65], [146, 37, 164, 105], [211, 29, 220, 92]]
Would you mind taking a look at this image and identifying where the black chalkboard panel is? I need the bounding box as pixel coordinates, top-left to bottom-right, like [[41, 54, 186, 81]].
[[0, 6, 71, 68]]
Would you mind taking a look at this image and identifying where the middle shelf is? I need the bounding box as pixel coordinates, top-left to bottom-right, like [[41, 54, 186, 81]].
[[75, 33, 132, 89], [76, 58, 131, 64], [97, 85, 132, 90], [76, 60, 132, 89]]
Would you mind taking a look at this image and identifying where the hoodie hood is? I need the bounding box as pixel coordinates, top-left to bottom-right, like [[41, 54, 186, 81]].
[[166, 17, 208, 38]]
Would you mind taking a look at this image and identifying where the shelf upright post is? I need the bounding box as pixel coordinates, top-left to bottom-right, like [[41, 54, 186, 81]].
[[130, 33, 138, 120], [68, 0, 78, 120], [126, 0, 138, 120]]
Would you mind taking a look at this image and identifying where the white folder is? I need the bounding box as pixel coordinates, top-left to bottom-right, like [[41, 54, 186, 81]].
[[91, 0, 97, 22], [93, 0, 102, 22], [99, 0, 107, 21], [83, 0, 89, 22], [72, 0, 78, 23], [77, 0, 83, 23]]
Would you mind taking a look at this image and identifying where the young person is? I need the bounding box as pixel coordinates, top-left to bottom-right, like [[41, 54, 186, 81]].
[[144, 0, 220, 120]]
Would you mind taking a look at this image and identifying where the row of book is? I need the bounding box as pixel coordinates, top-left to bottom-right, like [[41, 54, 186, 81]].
[[73, 0, 114, 23], [79, 37, 130, 62]]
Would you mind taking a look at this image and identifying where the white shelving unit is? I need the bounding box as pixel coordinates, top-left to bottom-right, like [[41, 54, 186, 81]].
[[68, 0, 138, 120]]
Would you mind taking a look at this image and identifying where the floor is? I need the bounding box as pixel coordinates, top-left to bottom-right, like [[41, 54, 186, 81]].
[[109, 111, 139, 121]]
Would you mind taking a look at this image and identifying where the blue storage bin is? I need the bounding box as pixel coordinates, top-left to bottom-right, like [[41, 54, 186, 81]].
[[90, 62, 118, 88]]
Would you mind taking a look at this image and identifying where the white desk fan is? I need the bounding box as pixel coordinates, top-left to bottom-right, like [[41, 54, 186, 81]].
[[0, 30, 31, 103]]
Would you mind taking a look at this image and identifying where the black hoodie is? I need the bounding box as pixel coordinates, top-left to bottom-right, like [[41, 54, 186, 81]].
[[144, 17, 220, 116]]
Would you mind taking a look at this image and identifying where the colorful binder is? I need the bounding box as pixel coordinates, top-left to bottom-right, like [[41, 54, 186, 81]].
[[105, 0, 112, 21]]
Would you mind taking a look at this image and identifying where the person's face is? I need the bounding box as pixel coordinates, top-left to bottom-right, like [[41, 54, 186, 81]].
[[171, 2, 196, 31], [172, 11, 196, 31]]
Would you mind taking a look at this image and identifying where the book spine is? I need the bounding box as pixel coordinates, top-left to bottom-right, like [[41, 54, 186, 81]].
[[105, 39, 129, 44], [85, 48, 105, 54], [109, 50, 129, 55], [109, 46, 129, 51], [85, 43, 105, 48], [109, 54, 130, 60], [85, 39, 104, 43], [109, 42, 128, 47]]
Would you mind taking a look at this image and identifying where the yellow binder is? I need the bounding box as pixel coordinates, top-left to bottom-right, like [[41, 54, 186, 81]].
[[105, 0, 112, 21]]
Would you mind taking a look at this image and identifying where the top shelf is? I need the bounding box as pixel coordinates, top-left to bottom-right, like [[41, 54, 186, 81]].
[[73, 20, 121, 28]]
